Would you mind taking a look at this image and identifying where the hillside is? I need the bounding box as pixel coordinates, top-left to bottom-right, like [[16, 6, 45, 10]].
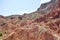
[[0, 0, 60, 40]]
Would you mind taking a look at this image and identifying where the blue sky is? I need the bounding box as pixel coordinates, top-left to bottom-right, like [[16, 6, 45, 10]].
[[0, 0, 50, 16]]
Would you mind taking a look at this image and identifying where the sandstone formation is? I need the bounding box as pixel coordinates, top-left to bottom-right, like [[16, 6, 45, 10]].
[[0, 0, 60, 40]]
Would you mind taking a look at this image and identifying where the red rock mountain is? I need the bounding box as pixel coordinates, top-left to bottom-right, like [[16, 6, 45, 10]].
[[0, 0, 60, 40]]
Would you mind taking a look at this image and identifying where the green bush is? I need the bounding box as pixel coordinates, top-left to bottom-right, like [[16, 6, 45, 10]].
[[0, 32, 2, 36]]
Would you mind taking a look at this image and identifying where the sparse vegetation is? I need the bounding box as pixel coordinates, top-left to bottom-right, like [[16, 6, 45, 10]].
[[0, 32, 2, 37]]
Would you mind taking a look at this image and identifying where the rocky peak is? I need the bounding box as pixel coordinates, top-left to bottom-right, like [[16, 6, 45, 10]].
[[37, 0, 60, 14]]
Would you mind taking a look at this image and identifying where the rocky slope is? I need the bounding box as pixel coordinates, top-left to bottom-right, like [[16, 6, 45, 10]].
[[0, 0, 60, 40]]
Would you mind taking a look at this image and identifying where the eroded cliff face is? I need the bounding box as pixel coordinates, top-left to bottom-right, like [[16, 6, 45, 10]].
[[0, 0, 60, 40], [37, 0, 60, 14]]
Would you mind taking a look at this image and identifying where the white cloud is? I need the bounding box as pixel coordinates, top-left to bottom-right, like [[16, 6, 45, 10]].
[[41, 0, 51, 3]]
